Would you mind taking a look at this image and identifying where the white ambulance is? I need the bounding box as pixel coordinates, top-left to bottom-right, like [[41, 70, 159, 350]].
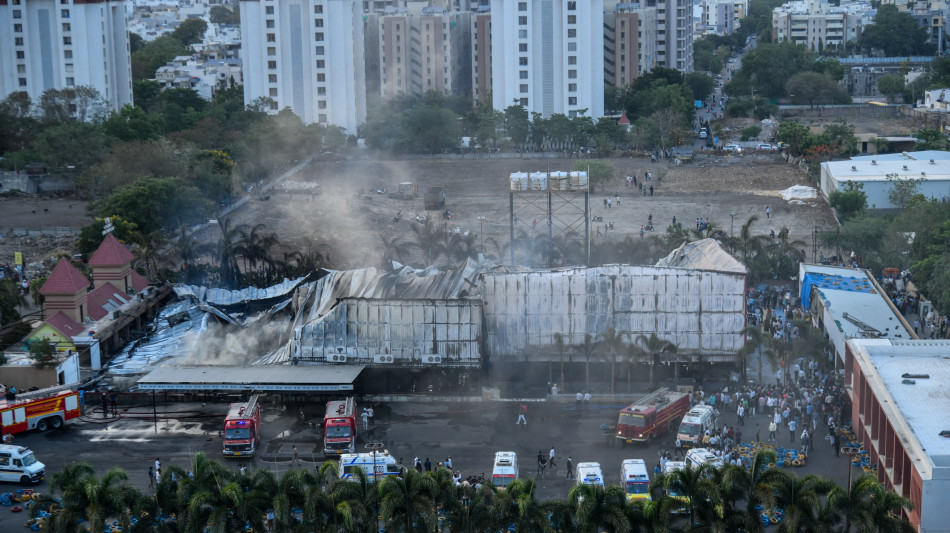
[[338, 452, 401, 483], [0, 445, 45, 484], [620, 459, 651, 501], [676, 404, 715, 448], [575, 462, 605, 488], [491, 451, 518, 488], [663, 460, 689, 512], [685, 448, 724, 471]]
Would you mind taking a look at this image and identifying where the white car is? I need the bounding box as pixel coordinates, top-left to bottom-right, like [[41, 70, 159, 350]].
[[757, 143, 775, 151], [723, 144, 742, 153]]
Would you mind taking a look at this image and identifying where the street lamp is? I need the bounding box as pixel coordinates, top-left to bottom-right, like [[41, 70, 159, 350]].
[[477, 216, 487, 252], [730, 211, 737, 237], [365, 440, 385, 527]]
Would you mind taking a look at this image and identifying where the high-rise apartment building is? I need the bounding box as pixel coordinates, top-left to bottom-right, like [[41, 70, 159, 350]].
[[240, 0, 366, 134], [0, 0, 132, 112], [604, 3, 658, 87], [491, 0, 604, 119], [772, 0, 865, 52], [471, 9, 491, 101], [375, 6, 472, 99]]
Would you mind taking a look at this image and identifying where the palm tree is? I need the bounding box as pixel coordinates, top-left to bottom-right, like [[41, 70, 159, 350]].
[[739, 325, 780, 385], [490, 478, 547, 533], [771, 473, 835, 533], [553, 332, 567, 389], [599, 326, 628, 394], [267, 468, 315, 533], [215, 217, 247, 288], [865, 480, 915, 533], [633, 333, 678, 389], [409, 219, 448, 266], [721, 448, 784, 533], [378, 466, 438, 532], [574, 333, 600, 393], [41, 462, 139, 533], [443, 483, 493, 533], [379, 234, 410, 266], [568, 483, 630, 533], [664, 462, 720, 529]]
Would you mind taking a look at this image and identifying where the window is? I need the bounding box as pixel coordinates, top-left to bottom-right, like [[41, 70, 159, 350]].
[[314, 5, 322, 13], [518, 1, 526, 10], [13, 9, 21, 18], [266, 19, 274, 28], [316, 46, 324, 55], [315, 32, 324, 41], [63, 36, 72, 45], [567, 1, 576, 9], [61, 9, 69, 17], [568, 56, 576, 65], [66, 77, 75, 86], [567, 29, 576, 38], [568, 97, 577, 105], [520, 84, 528, 93], [317, 73, 325, 81], [65, 63, 73, 73], [568, 42, 576, 51], [318, 113, 327, 123], [268, 74, 277, 82], [519, 57, 528, 65], [265, 6, 274, 14], [568, 83, 577, 92], [63, 23, 71, 31], [518, 16, 527, 25], [18, 78, 27, 87], [520, 97, 528, 106], [316, 59, 325, 68], [268, 60, 277, 69], [520, 70, 528, 79], [567, 15, 575, 24], [267, 33, 276, 42], [269, 88, 278, 96], [16, 51, 25, 59], [14, 24, 22, 32], [568, 69, 577, 78], [17, 65, 25, 73], [15, 37, 23, 46], [64, 50, 72, 59], [519, 43, 527, 52], [269, 101, 278, 110], [318, 100, 327, 109], [314, 19, 323, 27], [267, 46, 276, 56], [317, 86, 326, 95], [519, 29, 527, 38]]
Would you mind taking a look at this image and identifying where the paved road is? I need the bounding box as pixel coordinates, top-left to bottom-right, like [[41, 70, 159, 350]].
[[15, 392, 855, 504]]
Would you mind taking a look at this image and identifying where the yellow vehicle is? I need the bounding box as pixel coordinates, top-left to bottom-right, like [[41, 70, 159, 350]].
[[621, 459, 651, 501]]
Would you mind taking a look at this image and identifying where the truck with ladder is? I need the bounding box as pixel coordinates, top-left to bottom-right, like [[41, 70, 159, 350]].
[[616, 388, 690, 445], [323, 398, 358, 457], [223, 395, 262, 457], [0, 384, 80, 436]]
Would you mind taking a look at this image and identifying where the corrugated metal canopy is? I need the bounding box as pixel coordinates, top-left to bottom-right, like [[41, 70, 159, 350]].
[[136, 364, 365, 392]]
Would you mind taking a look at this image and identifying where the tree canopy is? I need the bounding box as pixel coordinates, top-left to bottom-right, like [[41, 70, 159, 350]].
[[860, 4, 936, 56]]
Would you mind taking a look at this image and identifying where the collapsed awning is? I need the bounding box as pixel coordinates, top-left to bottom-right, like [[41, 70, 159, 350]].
[[135, 364, 365, 392]]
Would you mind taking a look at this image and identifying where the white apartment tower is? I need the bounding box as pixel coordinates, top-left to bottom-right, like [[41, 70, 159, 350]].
[[240, 0, 366, 134], [0, 0, 132, 111], [490, 0, 604, 118]]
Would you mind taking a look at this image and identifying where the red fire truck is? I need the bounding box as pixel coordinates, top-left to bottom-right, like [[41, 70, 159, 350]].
[[223, 395, 261, 457], [0, 385, 81, 436], [323, 397, 358, 457], [616, 388, 690, 444]]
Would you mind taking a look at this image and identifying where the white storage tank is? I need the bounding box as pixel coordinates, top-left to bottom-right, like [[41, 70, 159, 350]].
[[529, 171, 548, 190], [509, 172, 529, 191], [569, 171, 588, 189], [550, 171, 568, 190]]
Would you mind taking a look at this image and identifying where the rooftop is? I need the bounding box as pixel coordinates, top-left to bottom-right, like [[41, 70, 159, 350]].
[[800, 264, 912, 340], [823, 159, 950, 182], [88, 233, 135, 268], [136, 364, 366, 392], [40, 259, 90, 295], [851, 339, 950, 477]]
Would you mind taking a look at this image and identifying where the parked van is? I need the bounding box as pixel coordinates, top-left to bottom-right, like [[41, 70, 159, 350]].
[[676, 405, 715, 448], [492, 451, 518, 488], [338, 452, 401, 483], [0, 445, 45, 484], [663, 460, 688, 512], [575, 462, 605, 488], [620, 459, 651, 501], [685, 448, 724, 471]]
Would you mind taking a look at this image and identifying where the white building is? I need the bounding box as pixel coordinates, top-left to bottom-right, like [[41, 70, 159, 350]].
[[240, 0, 366, 134], [490, 0, 604, 119], [155, 56, 242, 100], [771, 0, 867, 52], [820, 152, 950, 210], [0, 0, 133, 112]]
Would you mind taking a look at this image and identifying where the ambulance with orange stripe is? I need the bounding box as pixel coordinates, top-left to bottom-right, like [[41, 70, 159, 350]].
[[492, 451, 518, 488]]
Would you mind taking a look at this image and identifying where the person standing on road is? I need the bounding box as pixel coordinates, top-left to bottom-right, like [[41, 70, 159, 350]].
[[575, 392, 582, 411], [675, 438, 683, 459], [361, 409, 369, 431], [789, 418, 797, 443], [101, 395, 109, 419], [148, 466, 154, 489], [766, 206, 771, 219], [536, 451, 547, 478], [768, 420, 777, 442], [737, 403, 745, 426], [549, 447, 557, 472], [155, 458, 161, 474], [583, 392, 591, 410], [367, 406, 375, 427], [424, 458, 432, 472], [566, 456, 574, 479], [291, 445, 300, 467]]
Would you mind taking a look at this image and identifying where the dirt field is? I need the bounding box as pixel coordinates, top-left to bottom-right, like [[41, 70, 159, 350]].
[[0, 152, 837, 274], [215, 152, 836, 269]]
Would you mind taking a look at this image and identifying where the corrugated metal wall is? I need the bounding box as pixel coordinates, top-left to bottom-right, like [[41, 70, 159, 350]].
[[290, 299, 482, 367], [480, 265, 746, 362]]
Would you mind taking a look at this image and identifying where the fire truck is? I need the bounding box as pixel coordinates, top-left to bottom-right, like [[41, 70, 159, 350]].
[[323, 397, 358, 457], [0, 385, 80, 436], [616, 388, 690, 444], [223, 395, 261, 457]]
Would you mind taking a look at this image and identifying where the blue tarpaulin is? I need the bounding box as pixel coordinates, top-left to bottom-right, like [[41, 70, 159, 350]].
[[800, 273, 876, 310]]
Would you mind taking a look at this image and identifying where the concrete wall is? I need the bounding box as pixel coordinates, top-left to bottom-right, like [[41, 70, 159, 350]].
[[0, 351, 79, 390]]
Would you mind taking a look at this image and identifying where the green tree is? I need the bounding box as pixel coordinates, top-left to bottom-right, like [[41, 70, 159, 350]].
[[399, 103, 461, 154], [915, 129, 950, 151], [89, 177, 214, 236], [34, 121, 107, 169], [0, 279, 26, 326], [886, 173, 922, 211], [569, 483, 630, 533], [786, 71, 849, 108], [633, 333, 678, 388], [771, 473, 835, 532], [860, 4, 936, 56], [171, 18, 209, 45], [684, 72, 715, 101], [739, 325, 780, 384], [503, 104, 531, 150], [727, 42, 816, 99], [877, 74, 905, 103], [41, 463, 140, 533], [28, 337, 56, 367], [131, 36, 189, 80], [828, 182, 867, 220], [573, 159, 615, 193], [378, 467, 438, 533], [102, 105, 164, 142], [77, 217, 140, 257]]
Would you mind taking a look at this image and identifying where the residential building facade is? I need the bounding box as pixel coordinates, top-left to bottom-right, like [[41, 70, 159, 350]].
[[240, 0, 366, 134], [471, 9, 491, 101], [490, 0, 604, 119], [0, 0, 132, 112], [772, 0, 866, 52], [604, 3, 658, 87]]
